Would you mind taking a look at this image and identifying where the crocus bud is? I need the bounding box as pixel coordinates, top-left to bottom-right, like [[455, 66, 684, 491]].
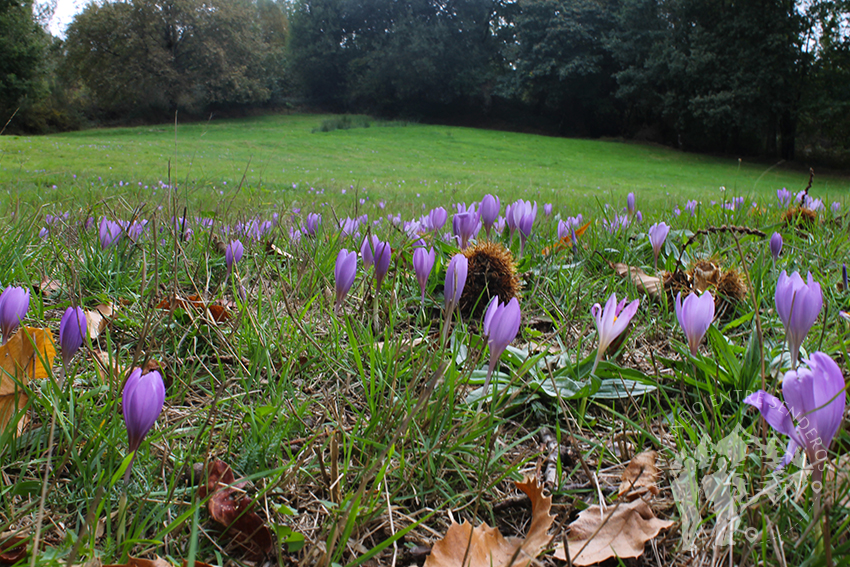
[[543, 203, 553, 217], [481, 296, 521, 393], [775, 271, 822, 369], [479, 195, 500, 237], [59, 306, 87, 366], [360, 235, 380, 267], [99, 218, 123, 249], [444, 254, 468, 313], [427, 207, 448, 232], [648, 222, 670, 270], [373, 240, 392, 289], [0, 286, 30, 344], [452, 211, 480, 250], [413, 247, 435, 304], [226, 240, 244, 271], [770, 232, 782, 261], [627, 192, 636, 214], [123, 368, 165, 455], [334, 249, 357, 313], [304, 213, 321, 237], [675, 291, 715, 356]]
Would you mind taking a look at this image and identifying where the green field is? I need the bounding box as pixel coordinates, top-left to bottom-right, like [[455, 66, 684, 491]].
[[2, 113, 847, 212]]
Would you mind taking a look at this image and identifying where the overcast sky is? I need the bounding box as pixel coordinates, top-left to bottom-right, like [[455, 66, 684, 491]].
[[43, 0, 86, 37]]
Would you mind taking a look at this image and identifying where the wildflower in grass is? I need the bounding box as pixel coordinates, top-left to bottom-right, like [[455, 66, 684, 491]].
[[122, 368, 166, 480], [482, 296, 521, 395], [125, 220, 147, 242], [675, 291, 715, 356], [648, 222, 669, 270], [844, 264, 848, 292], [744, 351, 845, 489], [304, 213, 321, 237], [627, 192, 636, 214], [0, 286, 30, 344], [226, 239, 244, 271], [445, 254, 468, 313], [604, 213, 630, 233], [685, 200, 698, 215], [832, 201, 841, 214], [480, 194, 500, 237], [425, 207, 448, 232], [543, 203, 553, 217], [591, 293, 639, 373], [59, 306, 87, 367], [452, 210, 480, 250], [360, 234, 380, 267], [99, 218, 123, 249], [39, 227, 49, 239], [777, 187, 792, 207], [413, 247, 435, 305], [372, 240, 392, 290], [510, 200, 537, 256], [770, 232, 782, 262], [635, 211, 643, 223], [334, 249, 357, 314], [775, 271, 822, 369]]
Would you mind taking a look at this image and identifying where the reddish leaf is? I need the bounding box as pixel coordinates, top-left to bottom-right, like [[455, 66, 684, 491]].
[[198, 460, 273, 560], [103, 556, 171, 567], [0, 534, 26, 564]]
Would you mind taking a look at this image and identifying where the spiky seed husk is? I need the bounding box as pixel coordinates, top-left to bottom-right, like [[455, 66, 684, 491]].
[[718, 269, 747, 302], [783, 206, 817, 228], [458, 241, 521, 318]]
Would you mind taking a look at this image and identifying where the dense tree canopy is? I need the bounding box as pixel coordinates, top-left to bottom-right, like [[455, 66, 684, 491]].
[[0, 0, 48, 124]]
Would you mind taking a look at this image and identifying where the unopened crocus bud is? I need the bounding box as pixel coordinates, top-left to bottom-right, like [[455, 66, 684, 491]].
[[373, 240, 392, 289], [444, 254, 468, 313], [775, 271, 822, 369], [99, 218, 123, 249], [304, 213, 321, 237], [452, 211, 480, 250], [226, 239, 244, 271], [482, 296, 521, 394], [675, 291, 715, 356], [334, 249, 357, 313], [0, 286, 30, 344], [543, 203, 553, 217], [413, 247, 435, 304], [59, 306, 87, 366], [627, 192, 636, 214], [123, 368, 165, 475], [770, 232, 782, 261], [648, 222, 669, 270], [591, 293, 639, 373], [360, 234, 380, 267], [480, 194, 500, 237]]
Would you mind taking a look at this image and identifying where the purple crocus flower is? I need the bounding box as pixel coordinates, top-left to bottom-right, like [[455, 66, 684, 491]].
[[123, 368, 166, 479], [226, 240, 244, 271], [543, 203, 553, 217], [675, 291, 715, 356], [744, 352, 845, 486], [775, 271, 822, 369], [372, 240, 392, 289], [444, 254, 468, 313], [0, 286, 30, 344], [59, 306, 87, 367], [685, 200, 698, 216], [769, 232, 783, 261], [511, 200, 537, 256], [360, 234, 381, 267], [482, 296, 521, 394], [304, 213, 321, 237], [426, 207, 448, 232], [627, 192, 636, 214], [452, 211, 480, 250], [480, 194, 500, 238], [591, 293, 639, 373], [334, 249, 357, 314], [648, 222, 670, 270], [413, 247, 435, 304], [99, 218, 123, 249], [777, 188, 792, 208]]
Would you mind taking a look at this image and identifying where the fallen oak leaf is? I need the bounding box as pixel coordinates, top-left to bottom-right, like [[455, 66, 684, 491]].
[[0, 327, 57, 436], [555, 498, 673, 566], [424, 476, 554, 567], [85, 302, 116, 340], [103, 556, 172, 567], [198, 459, 273, 560], [156, 295, 231, 323], [610, 262, 663, 299], [618, 450, 661, 501], [0, 533, 27, 564], [541, 221, 592, 255]]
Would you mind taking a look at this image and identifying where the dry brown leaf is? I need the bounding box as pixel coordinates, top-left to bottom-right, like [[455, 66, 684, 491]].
[[610, 262, 663, 299], [36, 276, 62, 297], [424, 477, 554, 567], [156, 295, 231, 323], [92, 350, 123, 384], [86, 303, 116, 340], [555, 499, 673, 565], [825, 454, 850, 507], [103, 556, 171, 567], [618, 451, 661, 500], [198, 460, 273, 560], [0, 327, 57, 436], [0, 532, 27, 564]]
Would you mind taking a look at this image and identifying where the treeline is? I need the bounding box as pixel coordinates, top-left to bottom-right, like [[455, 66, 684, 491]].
[[3, 0, 850, 162]]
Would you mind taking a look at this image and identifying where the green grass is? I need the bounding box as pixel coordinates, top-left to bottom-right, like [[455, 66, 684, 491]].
[[2, 113, 848, 213], [1, 114, 849, 567]]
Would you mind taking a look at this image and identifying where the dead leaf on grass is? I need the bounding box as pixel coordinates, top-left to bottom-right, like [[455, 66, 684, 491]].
[[0, 327, 57, 435], [35, 276, 62, 297], [618, 450, 661, 501], [424, 477, 554, 567], [157, 295, 232, 323], [86, 303, 116, 339], [0, 533, 27, 564], [198, 459, 273, 560], [610, 262, 663, 299], [555, 498, 673, 565]]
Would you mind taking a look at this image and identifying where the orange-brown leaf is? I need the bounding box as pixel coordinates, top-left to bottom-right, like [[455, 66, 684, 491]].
[[0, 533, 27, 564], [0, 327, 57, 385], [542, 221, 592, 255], [103, 556, 172, 567], [555, 499, 673, 565], [86, 303, 116, 340], [618, 450, 661, 500], [198, 460, 272, 560], [0, 390, 28, 436], [424, 477, 554, 567]]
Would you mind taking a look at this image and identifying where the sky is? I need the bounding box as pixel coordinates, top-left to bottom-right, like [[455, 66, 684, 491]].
[[43, 0, 87, 37]]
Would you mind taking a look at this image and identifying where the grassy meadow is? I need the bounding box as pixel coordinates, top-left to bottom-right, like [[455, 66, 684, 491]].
[[0, 114, 849, 567]]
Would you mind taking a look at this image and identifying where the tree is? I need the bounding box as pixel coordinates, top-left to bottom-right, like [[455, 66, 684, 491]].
[[0, 0, 48, 126]]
